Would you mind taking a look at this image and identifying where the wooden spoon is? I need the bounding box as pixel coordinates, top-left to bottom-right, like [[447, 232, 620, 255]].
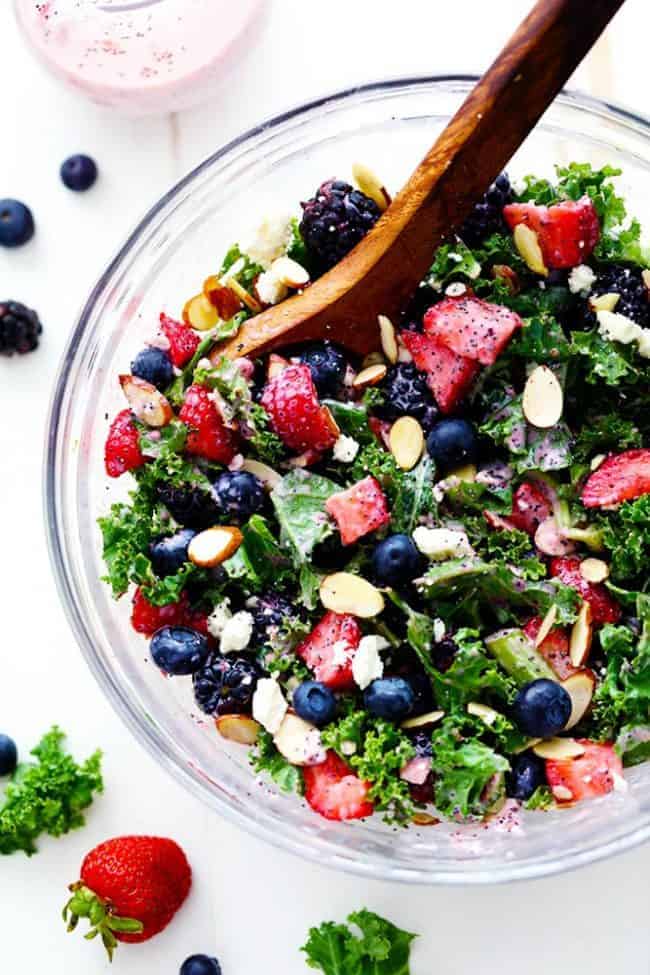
[[215, 0, 625, 361]]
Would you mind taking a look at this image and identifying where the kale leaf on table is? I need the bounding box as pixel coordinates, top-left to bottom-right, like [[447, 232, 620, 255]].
[[302, 908, 416, 975]]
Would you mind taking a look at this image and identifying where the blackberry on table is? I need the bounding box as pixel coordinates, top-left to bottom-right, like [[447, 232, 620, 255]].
[[577, 264, 650, 329], [193, 653, 263, 716], [459, 172, 513, 247], [299, 179, 381, 274], [249, 591, 296, 646], [0, 301, 42, 356], [374, 362, 437, 423]]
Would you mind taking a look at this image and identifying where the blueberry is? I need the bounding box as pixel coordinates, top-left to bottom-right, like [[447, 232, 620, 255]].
[[371, 534, 423, 587], [0, 199, 35, 248], [299, 341, 347, 397], [180, 955, 221, 975], [364, 677, 415, 721], [212, 471, 265, 522], [157, 484, 221, 531], [151, 626, 210, 675], [426, 418, 478, 472], [131, 346, 174, 390], [512, 679, 572, 737], [0, 734, 18, 776], [60, 154, 98, 192], [150, 528, 196, 577], [293, 681, 337, 727], [506, 752, 546, 801]]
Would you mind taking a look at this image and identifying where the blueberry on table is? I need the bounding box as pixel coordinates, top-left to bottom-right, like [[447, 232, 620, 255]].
[[293, 680, 337, 727], [371, 533, 423, 588], [131, 346, 174, 390], [0, 734, 18, 776], [512, 678, 572, 737], [60, 154, 98, 192], [149, 528, 196, 577], [506, 752, 546, 801], [150, 626, 210, 675], [0, 199, 35, 247], [426, 418, 478, 472], [364, 677, 415, 721], [299, 341, 348, 397], [212, 471, 265, 522], [0, 301, 42, 356], [180, 955, 222, 975]]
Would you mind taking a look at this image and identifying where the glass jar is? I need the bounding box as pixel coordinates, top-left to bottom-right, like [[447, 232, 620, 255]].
[[14, 0, 266, 116]]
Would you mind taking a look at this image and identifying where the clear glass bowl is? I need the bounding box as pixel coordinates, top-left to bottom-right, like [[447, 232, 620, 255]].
[[45, 77, 650, 884]]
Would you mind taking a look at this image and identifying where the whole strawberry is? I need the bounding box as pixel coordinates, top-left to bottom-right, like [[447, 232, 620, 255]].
[[63, 836, 191, 960]]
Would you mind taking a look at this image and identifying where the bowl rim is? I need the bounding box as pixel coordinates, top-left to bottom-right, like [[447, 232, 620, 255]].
[[44, 74, 650, 885]]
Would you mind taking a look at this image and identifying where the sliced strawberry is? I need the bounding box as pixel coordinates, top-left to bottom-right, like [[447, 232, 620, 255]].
[[104, 409, 145, 478], [131, 587, 189, 635], [509, 481, 553, 536], [423, 296, 523, 366], [503, 197, 600, 269], [549, 557, 621, 625], [523, 617, 576, 680], [261, 363, 339, 453], [303, 751, 373, 821], [179, 383, 238, 463], [159, 312, 200, 367], [325, 476, 390, 546], [296, 611, 362, 689], [546, 740, 623, 804], [401, 330, 479, 414], [581, 448, 650, 508], [368, 416, 392, 449], [483, 509, 518, 532]]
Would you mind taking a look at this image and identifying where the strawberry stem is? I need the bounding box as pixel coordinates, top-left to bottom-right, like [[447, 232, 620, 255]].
[[62, 883, 143, 962]]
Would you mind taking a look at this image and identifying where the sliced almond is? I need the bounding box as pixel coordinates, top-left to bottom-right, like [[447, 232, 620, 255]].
[[352, 363, 387, 389], [240, 458, 282, 490], [513, 223, 548, 276], [467, 701, 500, 726], [273, 713, 325, 766], [445, 282, 468, 298], [389, 416, 424, 471], [535, 604, 558, 647], [580, 557, 609, 583], [643, 269, 650, 291], [352, 162, 390, 211], [119, 375, 173, 428], [412, 812, 440, 827], [225, 277, 263, 314], [532, 738, 586, 760], [320, 572, 385, 618], [523, 365, 564, 428], [188, 526, 243, 568], [590, 453, 606, 472], [183, 292, 220, 331], [203, 275, 243, 319], [267, 353, 289, 379], [321, 405, 341, 440], [216, 715, 261, 745], [589, 292, 620, 313], [378, 314, 398, 364], [562, 669, 596, 730], [552, 785, 574, 802], [513, 737, 543, 754], [401, 710, 445, 730], [269, 255, 310, 288], [361, 351, 386, 369], [569, 600, 593, 667]]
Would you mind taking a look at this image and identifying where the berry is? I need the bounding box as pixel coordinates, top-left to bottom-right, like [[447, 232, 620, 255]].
[[581, 448, 650, 509], [431, 636, 458, 673], [550, 556, 621, 625], [371, 534, 423, 587], [0, 734, 17, 776], [511, 678, 572, 737], [503, 197, 600, 269], [131, 587, 189, 635], [104, 409, 145, 478], [506, 752, 546, 801], [581, 264, 650, 327], [193, 653, 262, 716], [212, 470, 265, 522], [0, 300, 42, 355], [523, 617, 576, 680], [401, 330, 479, 413], [179, 384, 238, 464], [545, 740, 623, 804], [299, 179, 381, 274], [325, 476, 390, 546], [299, 341, 348, 397], [60, 154, 98, 192], [131, 346, 174, 390], [250, 591, 296, 644], [180, 955, 222, 975], [64, 835, 191, 958], [150, 528, 195, 577], [159, 313, 200, 367], [364, 677, 415, 722], [157, 483, 221, 531], [296, 611, 362, 690], [150, 626, 210, 676], [426, 418, 479, 472], [374, 362, 436, 423], [0, 199, 35, 247], [400, 284, 439, 332], [261, 363, 339, 453], [459, 172, 513, 246], [423, 296, 523, 366], [509, 481, 553, 536], [303, 750, 373, 821], [410, 730, 434, 758], [293, 680, 338, 727]]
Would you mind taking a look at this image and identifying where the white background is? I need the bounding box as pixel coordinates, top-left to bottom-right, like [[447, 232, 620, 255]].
[[1, 1, 650, 972]]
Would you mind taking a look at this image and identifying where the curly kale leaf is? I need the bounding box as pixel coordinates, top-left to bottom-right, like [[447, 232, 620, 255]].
[[464, 518, 546, 581], [250, 730, 303, 795], [570, 330, 639, 386], [271, 470, 339, 564], [391, 456, 437, 534], [600, 495, 650, 584], [302, 909, 416, 975], [428, 240, 482, 288], [430, 718, 509, 819], [348, 442, 406, 504], [572, 413, 641, 465], [219, 243, 264, 289]]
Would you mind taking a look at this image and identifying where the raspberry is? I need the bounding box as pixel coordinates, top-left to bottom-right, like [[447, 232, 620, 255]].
[[192, 654, 263, 716], [104, 409, 146, 478], [131, 587, 189, 635], [459, 173, 513, 246], [179, 384, 238, 463], [159, 313, 200, 367], [260, 363, 339, 453], [0, 300, 42, 355], [299, 179, 381, 274]]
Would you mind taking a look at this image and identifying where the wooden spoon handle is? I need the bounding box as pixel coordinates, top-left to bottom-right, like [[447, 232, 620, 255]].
[[218, 0, 626, 360]]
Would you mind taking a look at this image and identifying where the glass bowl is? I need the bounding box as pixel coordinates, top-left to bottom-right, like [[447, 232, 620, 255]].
[[45, 77, 650, 884]]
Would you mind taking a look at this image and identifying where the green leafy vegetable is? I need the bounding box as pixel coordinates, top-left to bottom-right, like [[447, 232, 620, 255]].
[[616, 725, 650, 767], [600, 495, 650, 583], [219, 244, 264, 289], [250, 731, 303, 795], [302, 909, 416, 975], [428, 240, 482, 287], [524, 786, 556, 811], [430, 717, 509, 819], [322, 400, 375, 445], [286, 217, 310, 269], [271, 470, 339, 563], [572, 413, 641, 464], [391, 456, 437, 534], [166, 317, 247, 407], [348, 442, 406, 505], [465, 518, 546, 581], [571, 330, 638, 386]]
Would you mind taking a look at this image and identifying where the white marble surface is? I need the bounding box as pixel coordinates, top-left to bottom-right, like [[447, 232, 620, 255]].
[[1, 1, 649, 972]]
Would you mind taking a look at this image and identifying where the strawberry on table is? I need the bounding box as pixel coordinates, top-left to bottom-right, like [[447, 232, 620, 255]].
[[296, 610, 362, 689], [545, 741, 623, 805], [260, 363, 339, 453], [401, 330, 479, 414], [325, 476, 390, 546], [104, 409, 145, 478], [509, 481, 553, 536], [503, 197, 600, 268], [523, 617, 577, 680], [423, 296, 523, 365], [159, 312, 200, 367], [549, 556, 621, 625], [179, 383, 238, 463], [303, 751, 373, 821], [131, 587, 190, 635], [581, 448, 650, 508]]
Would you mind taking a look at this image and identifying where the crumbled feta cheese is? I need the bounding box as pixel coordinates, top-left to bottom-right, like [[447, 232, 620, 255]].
[[207, 599, 232, 639], [433, 618, 446, 642], [340, 740, 357, 756], [244, 213, 293, 269], [332, 434, 360, 463], [568, 264, 596, 295], [252, 678, 288, 734], [255, 268, 289, 306], [413, 526, 473, 560], [597, 309, 644, 345], [330, 640, 354, 668], [352, 635, 388, 690], [220, 611, 254, 654]]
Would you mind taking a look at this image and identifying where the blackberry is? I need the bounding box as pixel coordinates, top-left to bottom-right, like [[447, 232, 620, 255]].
[[212, 470, 265, 522], [374, 362, 437, 423], [409, 730, 433, 759], [299, 341, 348, 397], [299, 179, 381, 274], [193, 653, 263, 716], [431, 636, 458, 673], [249, 591, 296, 645], [577, 264, 650, 329], [459, 172, 513, 247], [0, 301, 42, 356], [157, 483, 221, 531]]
